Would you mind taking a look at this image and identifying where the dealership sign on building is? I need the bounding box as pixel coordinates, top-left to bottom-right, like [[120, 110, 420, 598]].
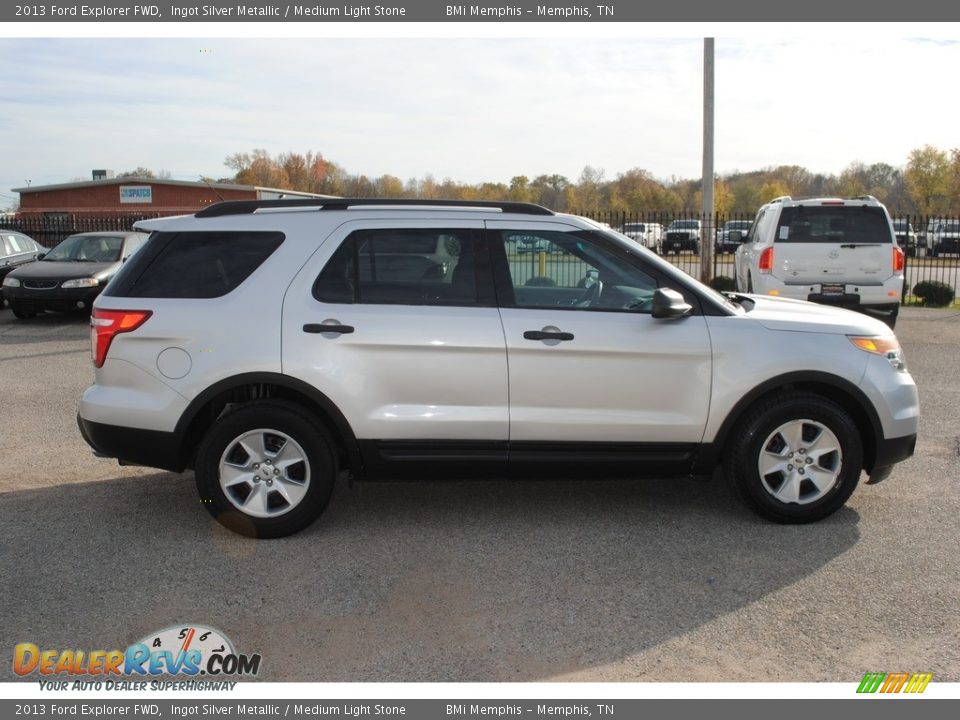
[[119, 186, 152, 204]]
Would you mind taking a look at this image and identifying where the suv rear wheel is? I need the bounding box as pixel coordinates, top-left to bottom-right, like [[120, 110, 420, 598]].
[[195, 401, 337, 538], [724, 392, 862, 523]]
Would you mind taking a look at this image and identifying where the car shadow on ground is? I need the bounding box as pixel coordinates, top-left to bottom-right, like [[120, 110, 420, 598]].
[[0, 470, 860, 682], [0, 310, 91, 349]]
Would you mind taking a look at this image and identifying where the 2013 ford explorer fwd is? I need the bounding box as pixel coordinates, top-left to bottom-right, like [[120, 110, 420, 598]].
[[77, 199, 918, 537]]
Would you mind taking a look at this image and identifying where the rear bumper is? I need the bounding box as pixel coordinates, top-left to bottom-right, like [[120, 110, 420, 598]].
[[757, 275, 902, 313], [78, 415, 187, 472]]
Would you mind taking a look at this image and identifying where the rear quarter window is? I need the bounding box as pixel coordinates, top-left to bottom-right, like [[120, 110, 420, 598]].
[[775, 206, 892, 244], [105, 231, 285, 298]]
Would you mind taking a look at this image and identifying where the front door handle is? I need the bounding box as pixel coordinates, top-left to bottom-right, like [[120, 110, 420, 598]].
[[303, 322, 354, 335], [523, 329, 574, 342]]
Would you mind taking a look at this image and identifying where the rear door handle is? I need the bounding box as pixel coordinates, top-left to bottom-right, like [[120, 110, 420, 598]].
[[523, 330, 574, 342], [303, 322, 354, 335]]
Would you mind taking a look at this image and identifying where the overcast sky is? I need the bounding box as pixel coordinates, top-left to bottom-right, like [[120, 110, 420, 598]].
[[1, 33, 958, 205]]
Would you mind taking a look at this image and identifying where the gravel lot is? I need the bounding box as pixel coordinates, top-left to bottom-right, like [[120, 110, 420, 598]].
[[0, 306, 958, 682]]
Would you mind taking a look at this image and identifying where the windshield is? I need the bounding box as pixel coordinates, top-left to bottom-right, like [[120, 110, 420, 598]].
[[725, 221, 752, 230], [941, 223, 960, 233], [43, 234, 124, 262], [622, 224, 646, 232], [670, 220, 699, 229]]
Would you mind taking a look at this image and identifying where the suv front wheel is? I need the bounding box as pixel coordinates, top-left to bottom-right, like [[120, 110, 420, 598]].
[[195, 401, 337, 538], [724, 392, 862, 523]]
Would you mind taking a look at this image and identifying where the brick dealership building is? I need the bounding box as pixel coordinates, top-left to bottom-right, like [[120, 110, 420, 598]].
[[12, 173, 329, 218]]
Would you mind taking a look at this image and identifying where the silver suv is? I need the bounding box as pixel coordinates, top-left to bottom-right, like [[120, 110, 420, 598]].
[[78, 199, 918, 537]]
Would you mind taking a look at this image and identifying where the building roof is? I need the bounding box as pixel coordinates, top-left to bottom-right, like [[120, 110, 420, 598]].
[[12, 177, 333, 198]]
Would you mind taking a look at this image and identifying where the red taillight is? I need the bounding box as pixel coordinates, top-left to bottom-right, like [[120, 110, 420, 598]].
[[893, 246, 905, 272], [91, 309, 152, 368], [758, 246, 774, 272]]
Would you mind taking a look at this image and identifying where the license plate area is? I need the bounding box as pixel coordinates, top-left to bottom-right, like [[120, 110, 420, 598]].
[[820, 283, 845, 296]]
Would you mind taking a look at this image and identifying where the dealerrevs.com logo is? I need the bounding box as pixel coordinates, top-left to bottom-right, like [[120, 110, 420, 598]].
[[14, 625, 261, 681]]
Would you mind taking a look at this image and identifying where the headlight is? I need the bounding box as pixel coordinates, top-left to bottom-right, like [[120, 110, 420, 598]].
[[61, 278, 100, 289], [2, 277, 20, 288], [850, 336, 907, 372]]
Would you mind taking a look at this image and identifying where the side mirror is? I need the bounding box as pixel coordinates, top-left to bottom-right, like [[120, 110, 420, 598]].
[[36, 252, 46, 260], [729, 230, 744, 243], [652, 288, 693, 319]]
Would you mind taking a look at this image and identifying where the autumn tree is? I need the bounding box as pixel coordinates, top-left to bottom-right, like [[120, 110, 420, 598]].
[[225, 149, 290, 189]]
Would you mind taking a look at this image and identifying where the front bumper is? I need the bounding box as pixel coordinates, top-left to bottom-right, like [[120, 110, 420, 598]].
[[664, 235, 699, 251], [866, 433, 917, 484], [5, 285, 102, 313]]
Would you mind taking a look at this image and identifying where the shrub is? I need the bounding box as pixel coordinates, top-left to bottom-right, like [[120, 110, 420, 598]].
[[912, 280, 955, 307], [708, 275, 736, 292]]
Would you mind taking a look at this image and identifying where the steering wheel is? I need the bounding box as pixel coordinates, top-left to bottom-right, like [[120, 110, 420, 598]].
[[574, 279, 603, 307]]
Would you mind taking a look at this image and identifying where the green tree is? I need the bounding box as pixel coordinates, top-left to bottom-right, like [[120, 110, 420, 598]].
[[904, 145, 950, 216], [508, 176, 534, 203], [530, 174, 570, 211], [375, 174, 405, 198]]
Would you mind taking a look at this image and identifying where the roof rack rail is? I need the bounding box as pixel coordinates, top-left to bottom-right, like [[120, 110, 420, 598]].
[[853, 195, 878, 202], [768, 195, 792, 204], [195, 198, 555, 218]]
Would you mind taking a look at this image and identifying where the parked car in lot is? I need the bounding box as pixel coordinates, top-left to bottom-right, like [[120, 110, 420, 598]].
[[2, 231, 148, 319], [78, 198, 917, 537], [735, 195, 903, 328], [663, 219, 702, 255], [892, 219, 922, 256], [715, 220, 753, 254], [617, 222, 663, 253], [928, 220, 960, 257], [0, 231, 45, 306]]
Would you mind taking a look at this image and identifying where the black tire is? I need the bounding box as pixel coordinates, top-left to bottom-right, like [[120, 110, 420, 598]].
[[195, 400, 337, 538], [884, 305, 899, 330], [723, 391, 863, 523]]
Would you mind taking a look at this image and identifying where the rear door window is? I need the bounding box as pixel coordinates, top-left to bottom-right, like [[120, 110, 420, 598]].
[[313, 228, 486, 306]]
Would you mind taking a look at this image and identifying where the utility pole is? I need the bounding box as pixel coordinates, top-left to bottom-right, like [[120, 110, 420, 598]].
[[701, 37, 714, 285]]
